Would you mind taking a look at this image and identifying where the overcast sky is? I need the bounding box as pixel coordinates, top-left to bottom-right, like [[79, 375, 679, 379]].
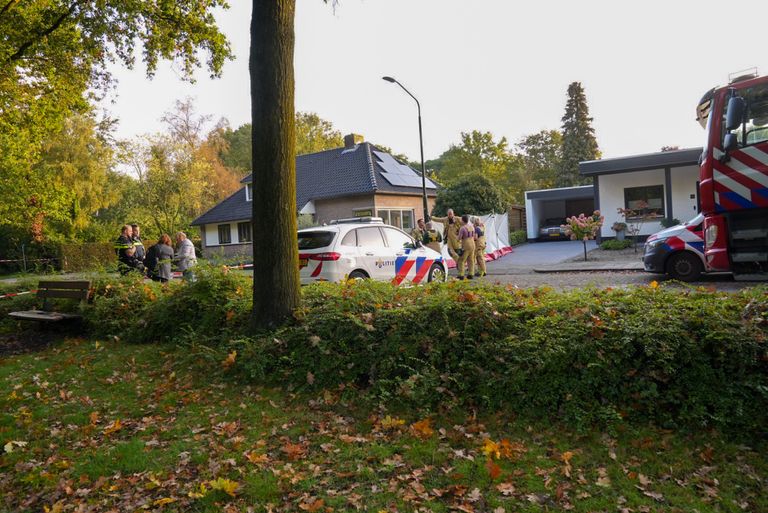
[[107, 0, 768, 161]]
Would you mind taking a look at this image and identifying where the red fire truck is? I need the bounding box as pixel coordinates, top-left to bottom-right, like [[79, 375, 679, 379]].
[[697, 71, 768, 279]]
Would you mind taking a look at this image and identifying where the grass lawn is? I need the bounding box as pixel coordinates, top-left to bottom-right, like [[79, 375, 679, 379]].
[[0, 338, 765, 512]]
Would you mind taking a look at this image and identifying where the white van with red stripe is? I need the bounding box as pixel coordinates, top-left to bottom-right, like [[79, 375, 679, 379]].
[[298, 218, 447, 285]]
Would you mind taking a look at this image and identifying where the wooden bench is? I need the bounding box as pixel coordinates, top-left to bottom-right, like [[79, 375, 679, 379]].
[[9, 280, 91, 323]]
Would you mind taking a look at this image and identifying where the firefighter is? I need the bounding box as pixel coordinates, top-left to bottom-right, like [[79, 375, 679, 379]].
[[456, 215, 476, 279], [411, 218, 426, 244], [130, 224, 145, 266], [431, 209, 461, 261], [114, 224, 138, 275], [473, 217, 487, 277], [424, 221, 443, 253]]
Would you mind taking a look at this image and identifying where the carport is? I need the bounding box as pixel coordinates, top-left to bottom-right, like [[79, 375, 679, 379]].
[[524, 185, 595, 240]]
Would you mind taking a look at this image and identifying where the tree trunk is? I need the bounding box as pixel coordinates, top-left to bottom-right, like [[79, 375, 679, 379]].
[[249, 0, 300, 329], [583, 240, 587, 261]]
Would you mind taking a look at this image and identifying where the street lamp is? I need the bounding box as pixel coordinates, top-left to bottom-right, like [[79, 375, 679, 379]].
[[382, 76, 429, 223]]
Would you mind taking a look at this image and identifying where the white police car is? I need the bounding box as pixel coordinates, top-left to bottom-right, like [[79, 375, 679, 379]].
[[298, 217, 447, 285]]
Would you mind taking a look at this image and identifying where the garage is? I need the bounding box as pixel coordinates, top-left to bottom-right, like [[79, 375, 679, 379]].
[[524, 185, 595, 241]]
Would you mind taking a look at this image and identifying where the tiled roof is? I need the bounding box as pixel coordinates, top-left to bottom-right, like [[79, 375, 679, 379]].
[[193, 143, 436, 226]]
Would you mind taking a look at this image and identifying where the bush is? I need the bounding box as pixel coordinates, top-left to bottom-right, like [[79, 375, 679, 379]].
[[509, 230, 527, 246], [230, 281, 768, 435], [600, 239, 632, 250], [5, 272, 767, 435], [60, 242, 116, 272]]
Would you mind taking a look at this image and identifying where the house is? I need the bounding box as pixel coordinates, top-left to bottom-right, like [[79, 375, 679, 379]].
[[524, 147, 702, 240], [191, 134, 438, 258]]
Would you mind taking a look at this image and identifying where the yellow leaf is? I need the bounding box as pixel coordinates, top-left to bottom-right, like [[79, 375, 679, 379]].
[[482, 439, 500, 459], [208, 477, 239, 497], [380, 415, 406, 430], [188, 482, 208, 499], [649, 280, 659, 289], [222, 351, 237, 370], [299, 498, 325, 512], [153, 497, 177, 506], [89, 411, 100, 425], [561, 451, 574, 463], [103, 419, 122, 436], [244, 450, 269, 465]]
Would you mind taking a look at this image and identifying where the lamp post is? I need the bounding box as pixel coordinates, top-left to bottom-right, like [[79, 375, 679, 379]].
[[382, 76, 429, 223]]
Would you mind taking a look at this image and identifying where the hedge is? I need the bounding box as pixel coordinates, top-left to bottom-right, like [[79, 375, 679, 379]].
[[59, 242, 116, 272], [3, 267, 767, 435]]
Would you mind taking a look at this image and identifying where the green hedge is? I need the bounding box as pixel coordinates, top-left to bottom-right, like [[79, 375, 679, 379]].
[[509, 229, 527, 246], [59, 242, 116, 272], [600, 239, 632, 250], [4, 267, 767, 435]]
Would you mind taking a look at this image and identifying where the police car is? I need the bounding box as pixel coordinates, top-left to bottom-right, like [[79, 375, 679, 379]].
[[298, 217, 447, 285], [643, 214, 706, 281]]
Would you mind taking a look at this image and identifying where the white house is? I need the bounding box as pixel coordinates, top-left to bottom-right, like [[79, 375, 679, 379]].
[[579, 147, 702, 239]]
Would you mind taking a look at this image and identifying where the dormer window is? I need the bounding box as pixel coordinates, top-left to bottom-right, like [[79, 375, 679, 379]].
[[245, 183, 253, 202]]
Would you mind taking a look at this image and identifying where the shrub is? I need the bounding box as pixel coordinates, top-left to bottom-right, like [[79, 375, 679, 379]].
[[6, 272, 767, 435], [600, 239, 632, 250], [60, 242, 116, 272], [509, 230, 526, 246], [660, 217, 682, 228], [229, 281, 768, 435]]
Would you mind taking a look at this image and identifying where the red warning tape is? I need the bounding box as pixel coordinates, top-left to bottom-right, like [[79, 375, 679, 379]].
[[0, 289, 37, 300]]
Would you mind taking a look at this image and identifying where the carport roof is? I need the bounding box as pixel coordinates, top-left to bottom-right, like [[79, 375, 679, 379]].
[[579, 147, 702, 176], [525, 185, 594, 201]]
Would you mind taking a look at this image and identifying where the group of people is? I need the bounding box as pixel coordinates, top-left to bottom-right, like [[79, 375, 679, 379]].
[[114, 224, 197, 282], [411, 209, 487, 280]]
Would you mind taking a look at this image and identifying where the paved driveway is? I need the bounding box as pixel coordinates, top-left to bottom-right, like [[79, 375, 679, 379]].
[[487, 241, 597, 273]]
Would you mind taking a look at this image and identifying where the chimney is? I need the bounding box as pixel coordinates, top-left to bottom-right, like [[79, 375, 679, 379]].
[[344, 133, 364, 149]]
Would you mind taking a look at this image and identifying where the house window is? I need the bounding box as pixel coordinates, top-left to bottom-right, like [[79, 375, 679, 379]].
[[624, 185, 665, 219], [218, 224, 232, 244], [237, 222, 252, 243], [245, 184, 252, 201], [377, 209, 415, 230]]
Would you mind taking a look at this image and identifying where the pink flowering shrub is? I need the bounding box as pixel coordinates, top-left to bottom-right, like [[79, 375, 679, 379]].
[[562, 211, 604, 261]]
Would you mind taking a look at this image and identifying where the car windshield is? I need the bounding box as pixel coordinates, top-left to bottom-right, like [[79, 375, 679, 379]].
[[297, 231, 335, 250]]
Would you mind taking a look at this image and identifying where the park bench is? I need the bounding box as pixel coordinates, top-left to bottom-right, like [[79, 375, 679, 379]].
[[8, 280, 91, 323]]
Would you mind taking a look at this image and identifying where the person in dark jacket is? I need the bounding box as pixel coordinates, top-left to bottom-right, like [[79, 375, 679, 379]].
[[114, 224, 137, 275], [130, 224, 145, 265]]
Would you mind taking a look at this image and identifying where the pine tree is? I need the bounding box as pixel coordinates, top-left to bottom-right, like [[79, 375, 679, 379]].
[[557, 82, 600, 187]]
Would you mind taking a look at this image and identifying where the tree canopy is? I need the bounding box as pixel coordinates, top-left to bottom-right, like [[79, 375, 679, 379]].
[[432, 174, 507, 217], [0, 0, 233, 251]]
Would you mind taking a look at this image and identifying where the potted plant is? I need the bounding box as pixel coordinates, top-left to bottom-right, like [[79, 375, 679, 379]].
[[611, 221, 627, 241]]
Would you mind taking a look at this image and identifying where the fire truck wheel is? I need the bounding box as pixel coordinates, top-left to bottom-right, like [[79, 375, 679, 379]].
[[666, 252, 703, 282]]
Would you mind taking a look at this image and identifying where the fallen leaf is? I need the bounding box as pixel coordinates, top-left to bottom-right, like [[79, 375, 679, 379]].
[[3, 440, 27, 453], [222, 350, 237, 370], [153, 497, 177, 506], [208, 477, 239, 497], [486, 459, 502, 480], [298, 498, 324, 512], [103, 419, 122, 436], [496, 482, 515, 496], [410, 418, 434, 438]]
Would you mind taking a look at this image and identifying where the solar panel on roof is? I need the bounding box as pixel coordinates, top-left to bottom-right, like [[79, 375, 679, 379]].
[[373, 150, 437, 189]]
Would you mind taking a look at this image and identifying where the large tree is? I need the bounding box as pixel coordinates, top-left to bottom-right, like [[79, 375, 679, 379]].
[[432, 174, 507, 217], [433, 130, 514, 187], [250, 1, 300, 328], [0, 1, 232, 242], [557, 82, 600, 187]]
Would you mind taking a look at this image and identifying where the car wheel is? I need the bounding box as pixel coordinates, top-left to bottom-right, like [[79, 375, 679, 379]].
[[348, 270, 368, 280], [427, 263, 446, 282], [666, 252, 703, 282]]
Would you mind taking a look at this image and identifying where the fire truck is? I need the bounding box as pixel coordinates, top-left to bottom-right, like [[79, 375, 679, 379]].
[[697, 70, 768, 279]]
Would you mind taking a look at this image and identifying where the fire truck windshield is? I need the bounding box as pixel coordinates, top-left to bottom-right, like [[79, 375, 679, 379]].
[[723, 82, 768, 147]]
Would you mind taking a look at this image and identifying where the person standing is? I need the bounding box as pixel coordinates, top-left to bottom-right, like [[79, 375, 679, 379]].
[[154, 234, 175, 283], [114, 224, 137, 275], [174, 231, 197, 282], [431, 209, 461, 261], [411, 218, 426, 244], [130, 224, 145, 266], [424, 221, 443, 253], [456, 215, 476, 280], [473, 217, 487, 277]]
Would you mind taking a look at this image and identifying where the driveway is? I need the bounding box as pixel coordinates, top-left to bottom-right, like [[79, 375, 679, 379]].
[[486, 241, 597, 273]]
